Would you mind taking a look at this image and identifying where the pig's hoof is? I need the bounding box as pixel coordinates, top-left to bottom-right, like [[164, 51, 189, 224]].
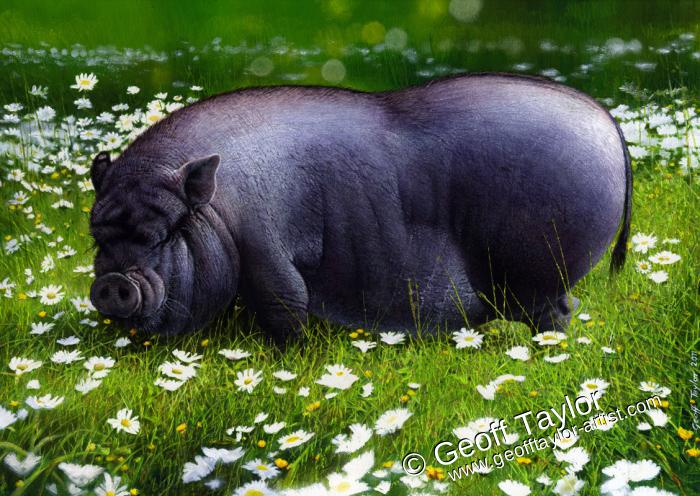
[[529, 294, 579, 334]]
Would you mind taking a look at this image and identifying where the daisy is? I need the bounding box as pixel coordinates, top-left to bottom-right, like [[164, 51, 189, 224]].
[[505, 345, 530, 361], [84, 356, 115, 378], [636, 260, 652, 273], [637, 422, 652, 431], [361, 382, 374, 397], [332, 423, 373, 453], [576, 336, 592, 344], [454, 417, 499, 442], [243, 458, 280, 480], [273, 386, 287, 394], [272, 370, 297, 381], [58, 462, 104, 487], [114, 337, 131, 348], [648, 251, 681, 265], [172, 349, 203, 363], [107, 408, 140, 435], [579, 378, 610, 397], [94, 473, 129, 496], [26, 394, 64, 410], [51, 350, 84, 364], [71, 73, 98, 91], [144, 109, 164, 125], [352, 340, 377, 353], [254, 412, 269, 423], [26, 379, 40, 390], [219, 348, 251, 360], [298, 386, 310, 397], [57, 336, 80, 346], [154, 378, 186, 391], [554, 447, 589, 473], [9, 357, 42, 375], [379, 331, 406, 345], [498, 479, 531, 496], [233, 481, 276, 496], [278, 429, 315, 450], [235, 368, 263, 393], [631, 233, 657, 253], [3, 452, 41, 477], [0, 406, 18, 430], [544, 353, 570, 363], [71, 296, 95, 314], [182, 455, 216, 483], [202, 446, 245, 464], [263, 422, 286, 434], [577, 313, 591, 321], [648, 271, 668, 284], [537, 474, 553, 485], [126, 86, 140, 94], [553, 474, 584, 495], [553, 431, 579, 450], [75, 377, 102, 394], [375, 408, 412, 436], [35, 105, 55, 120], [159, 361, 197, 381], [645, 409, 668, 427], [39, 284, 64, 305], [30, 322, 54, 335], [452, 328, 484, 349], [316, 364, 359, 390], [532, 331, 566, 346]]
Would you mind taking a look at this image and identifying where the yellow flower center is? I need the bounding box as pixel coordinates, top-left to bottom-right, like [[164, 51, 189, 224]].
[[244, 490, 264, 496], [464, 336, 474, 341], [335, 371, 345, 376], [256, 465, 269, 471], [336, 481, 352, 492], [543, 335, 556, 341], [586, 383, 597, 389], [286, 436, 300, 443], [172, 367, 183, 375], [47, 292, 56, 298], [94, 363, 106, 371], [17, 363, 27, 371], [244, 378, 252, 384], [121, 419, 131, 427]]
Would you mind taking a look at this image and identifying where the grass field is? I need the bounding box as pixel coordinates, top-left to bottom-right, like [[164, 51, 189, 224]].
[[1, 1, 699, 495]]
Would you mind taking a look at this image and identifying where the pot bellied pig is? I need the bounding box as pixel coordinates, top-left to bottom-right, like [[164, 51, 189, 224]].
[[89, 73, 631, 340]]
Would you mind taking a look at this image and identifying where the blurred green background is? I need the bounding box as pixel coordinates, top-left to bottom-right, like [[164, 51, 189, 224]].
[[0, 0, 698, 105]]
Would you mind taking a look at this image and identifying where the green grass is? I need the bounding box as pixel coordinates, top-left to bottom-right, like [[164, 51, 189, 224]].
[[1, 1, 699, 494]]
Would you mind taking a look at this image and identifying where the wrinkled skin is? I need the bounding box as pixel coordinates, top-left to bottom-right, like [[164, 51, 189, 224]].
[[89, 73, 631, 340]]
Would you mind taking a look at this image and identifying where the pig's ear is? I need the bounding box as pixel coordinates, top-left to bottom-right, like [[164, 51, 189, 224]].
[[91, 151, 111, 193], [177, 154, 220, 207]]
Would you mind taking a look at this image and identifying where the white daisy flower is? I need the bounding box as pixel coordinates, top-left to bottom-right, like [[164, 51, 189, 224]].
[[0, 406, 18, 430], [648, 271, 668, 284], [631, 233, 657, 253], [182, 455, 216, 484], [452, 328, 484, 349], [75, 377, 102, 395], [505, 345, 530, 361], [361, 382, 374, 397], [39, 284, 64, 305], [172, 350, 203, 363], [71, 73, 98, 91], [332, 423, 373, 453], [107, 408, 140, 434], [375, 408, 412, 436], [532, 331, 566, 346], [9, 357, 42, 375], [648, 251, 681, 265], [219, 348, 251, 360], [58, 462, 103, 487], [545, 353, 570, 363], [25, 394, 64, 410], [272, 370, 297, 381], [233, 481, 275, 496], [234, 368, 263, 393], [51, 350, 84, 364], [379, 331, 407, 345], [3, 452, 41, 477], [278, 429, 315, 450], [263, 422, 286, 434], [159, 361, 197, 381], [316, 364, 359, 390], [351, 340, 377, 353], [154, 378, 186, 391], [84, 356, 115, 378], [498, 479, 531, 496], [30, 322, 54, 335], [553, 474, 584, 495], [242, 459, 280, 480]]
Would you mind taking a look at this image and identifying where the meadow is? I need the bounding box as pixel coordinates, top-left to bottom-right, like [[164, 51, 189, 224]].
[[0, 1, 699, 495]]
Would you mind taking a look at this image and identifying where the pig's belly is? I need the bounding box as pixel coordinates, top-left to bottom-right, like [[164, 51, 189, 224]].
[[306, 230, 488, 332]]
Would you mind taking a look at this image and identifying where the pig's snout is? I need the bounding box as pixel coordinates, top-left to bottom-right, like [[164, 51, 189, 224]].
[[91, 273, 142, 318]]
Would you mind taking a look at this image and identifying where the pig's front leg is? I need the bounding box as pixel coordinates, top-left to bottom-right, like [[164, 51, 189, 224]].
[[242, 260, 309, 346]]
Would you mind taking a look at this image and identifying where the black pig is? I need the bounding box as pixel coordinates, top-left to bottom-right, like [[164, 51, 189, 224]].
[[89, 73, 631, 340]]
